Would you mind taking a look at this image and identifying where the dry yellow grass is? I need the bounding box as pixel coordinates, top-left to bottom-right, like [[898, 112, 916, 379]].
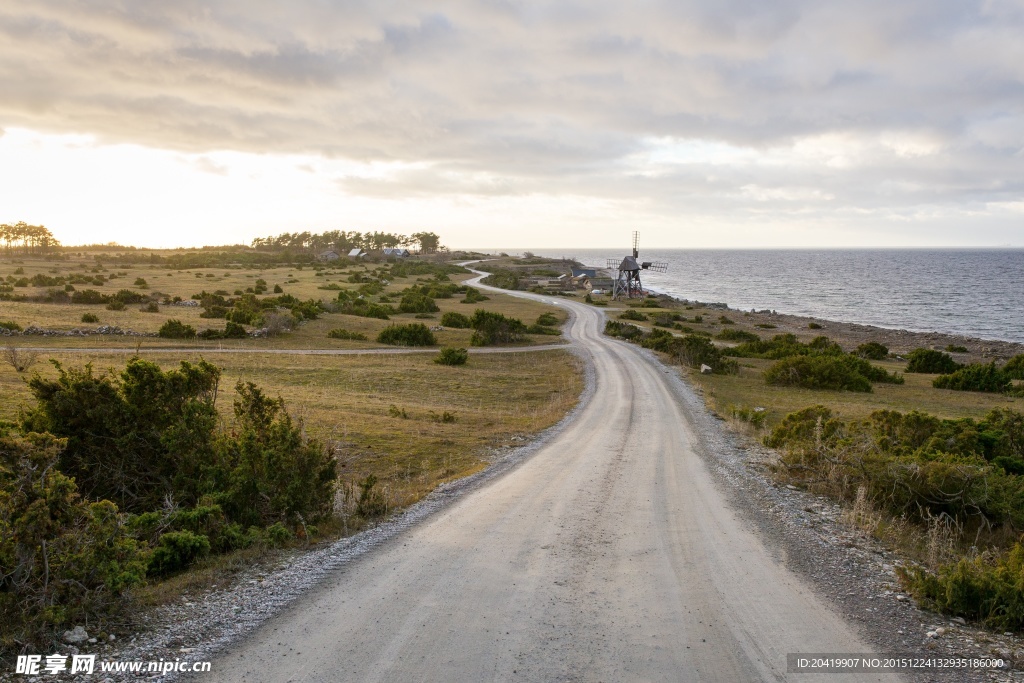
[[0, 347, 584, 512], [0, 253, 568, 349]]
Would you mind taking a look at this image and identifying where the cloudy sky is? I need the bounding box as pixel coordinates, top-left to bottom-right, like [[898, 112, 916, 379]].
[[1, 0, 1022, 249]]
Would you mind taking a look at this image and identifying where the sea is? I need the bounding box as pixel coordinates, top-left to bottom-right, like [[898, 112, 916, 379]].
[[519, 249, 1024, 344]]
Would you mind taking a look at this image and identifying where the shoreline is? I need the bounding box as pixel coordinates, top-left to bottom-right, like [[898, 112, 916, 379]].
[[640, 288, 1024, 362]]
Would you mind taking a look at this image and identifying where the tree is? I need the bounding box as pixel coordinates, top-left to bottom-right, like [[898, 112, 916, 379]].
[[410, 231, 441, 254]]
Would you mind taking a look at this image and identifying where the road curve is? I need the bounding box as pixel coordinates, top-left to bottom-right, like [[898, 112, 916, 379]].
[[205, 277, 897, 682]]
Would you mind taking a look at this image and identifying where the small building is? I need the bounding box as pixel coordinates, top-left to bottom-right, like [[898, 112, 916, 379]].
[[317, 249, 341, 261], [571, 268, 597, 278], [382, 248, 411, 258], [347, 248, 366, 258]]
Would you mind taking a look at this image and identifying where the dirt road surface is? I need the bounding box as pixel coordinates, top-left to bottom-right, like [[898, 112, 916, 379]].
[[203, 277, 898, 682]]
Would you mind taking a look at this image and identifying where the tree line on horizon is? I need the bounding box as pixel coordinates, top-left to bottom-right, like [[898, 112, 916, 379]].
[[250, 230, 442, 254], [0, 222, 60, 254]]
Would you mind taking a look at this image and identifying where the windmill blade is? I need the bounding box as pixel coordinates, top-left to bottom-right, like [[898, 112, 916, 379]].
[[606, 258, 621, 269], [642, 261, 669, 273]]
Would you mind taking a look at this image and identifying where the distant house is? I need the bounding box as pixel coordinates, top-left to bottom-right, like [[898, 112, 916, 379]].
[[317, 249, 341, 261], [382, 248, 411, 258], [571, 268, 597, 278], [347, 248, 366, 258]]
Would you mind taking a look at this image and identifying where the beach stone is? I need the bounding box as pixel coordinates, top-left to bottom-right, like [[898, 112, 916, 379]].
[[63, 626, 89, 644]]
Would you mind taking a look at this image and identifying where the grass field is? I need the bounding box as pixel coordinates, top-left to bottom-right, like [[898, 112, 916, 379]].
[[0, 347, 583, 513], [0, 252, 567, 349]]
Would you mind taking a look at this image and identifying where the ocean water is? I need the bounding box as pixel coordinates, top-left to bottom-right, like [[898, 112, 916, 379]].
[[524, 249, 1024, 344]]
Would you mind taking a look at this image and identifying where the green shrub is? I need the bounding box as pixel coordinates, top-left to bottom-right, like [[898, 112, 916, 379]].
[[855, 341, 889, 360], [618, 309, 647, 321], [435, 347, 469, 366], [727, 333, 847, 359], [604, 320, 643, 341], [755, 323, 776, 329], [224, 321, 248, 338], [440, 311, 471, 328], [899, 544, 1024, 630], [480, 270, 519, 290], [105, 300, 125, 311], [526, 324, 561, 335], [933, 363, 1012, 393], [140, 301, 160, 313], [327, 328, 369, 341], [377, 323, 437, 346], [148, 530, 210, 576], [273, 284, 283, 294], [80, 313, 99, 324], [906, 348, 962, 374], [1004, 354, 1024, 380], [398, 291, 439, 314], [218, 382, 337, 527], [134, 278, 148, 288], [808, 322, 822, 330], [0, 432, 147, 644], [672, 334, 738, 374], [470, 309, 526, 346], [536, 312, 558, 326], [763, 405, 841, 448], [0, 320, 22, 331], [716, 328, 759, 343], [764, 355, 903, 392], [158, 319, 197, 338], [460, 287, 489, 304], [718, 315, 734, 325], [70, 289, 105, 304], [946, 344, 969, 353]]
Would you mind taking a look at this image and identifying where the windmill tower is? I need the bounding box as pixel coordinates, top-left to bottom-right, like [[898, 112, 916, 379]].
[[606, 231, 668, 299]]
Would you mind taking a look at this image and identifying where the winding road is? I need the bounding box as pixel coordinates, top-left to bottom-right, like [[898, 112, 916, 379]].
[[204, 274, 896, 682]]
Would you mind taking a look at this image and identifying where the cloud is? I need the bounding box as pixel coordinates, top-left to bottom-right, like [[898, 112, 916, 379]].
[[0, 0, 1022, 243]]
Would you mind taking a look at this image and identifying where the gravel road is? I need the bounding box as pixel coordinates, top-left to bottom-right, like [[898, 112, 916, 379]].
[[195, 276, 902, 682]]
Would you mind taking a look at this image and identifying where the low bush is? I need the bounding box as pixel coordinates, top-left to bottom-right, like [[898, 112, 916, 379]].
[[618, 309, 647, 321], [440, 311, 471, 328], [933, 363, 1012, 393], [435, 347, 469, 366], [855, 341, 889, 360], [460, 287, 489, 304], [80, 313, 99, 324], [603, 320, 643, 341], [105, 300, 126, 311], [480, 270, 519, 290], [1004, 354, 1024, 380], [0, 432, 147, 644], [158, 319, 196, 339], [470, 310, 526, 346], [764, 355, 903, 392], [377, 323, 437, 346], [900, 544, 1024, 630], [808, 322, 822, 330], [148, 530, 211, 576], [906, 348, 962, 374], [327, 328, 368, 341], [526, 324, 561, 335], [716, 328, 759, 343], [140, 302, 160, 313], [946, 344, 969, 353], [536, 312, 559, 327], [0, 320, 22, 331], [398, 291, 439, 314], [718, 315, 734, 325]]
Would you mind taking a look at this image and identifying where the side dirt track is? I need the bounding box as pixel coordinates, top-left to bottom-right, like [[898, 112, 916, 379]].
[[191, 274, 916, 683]]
